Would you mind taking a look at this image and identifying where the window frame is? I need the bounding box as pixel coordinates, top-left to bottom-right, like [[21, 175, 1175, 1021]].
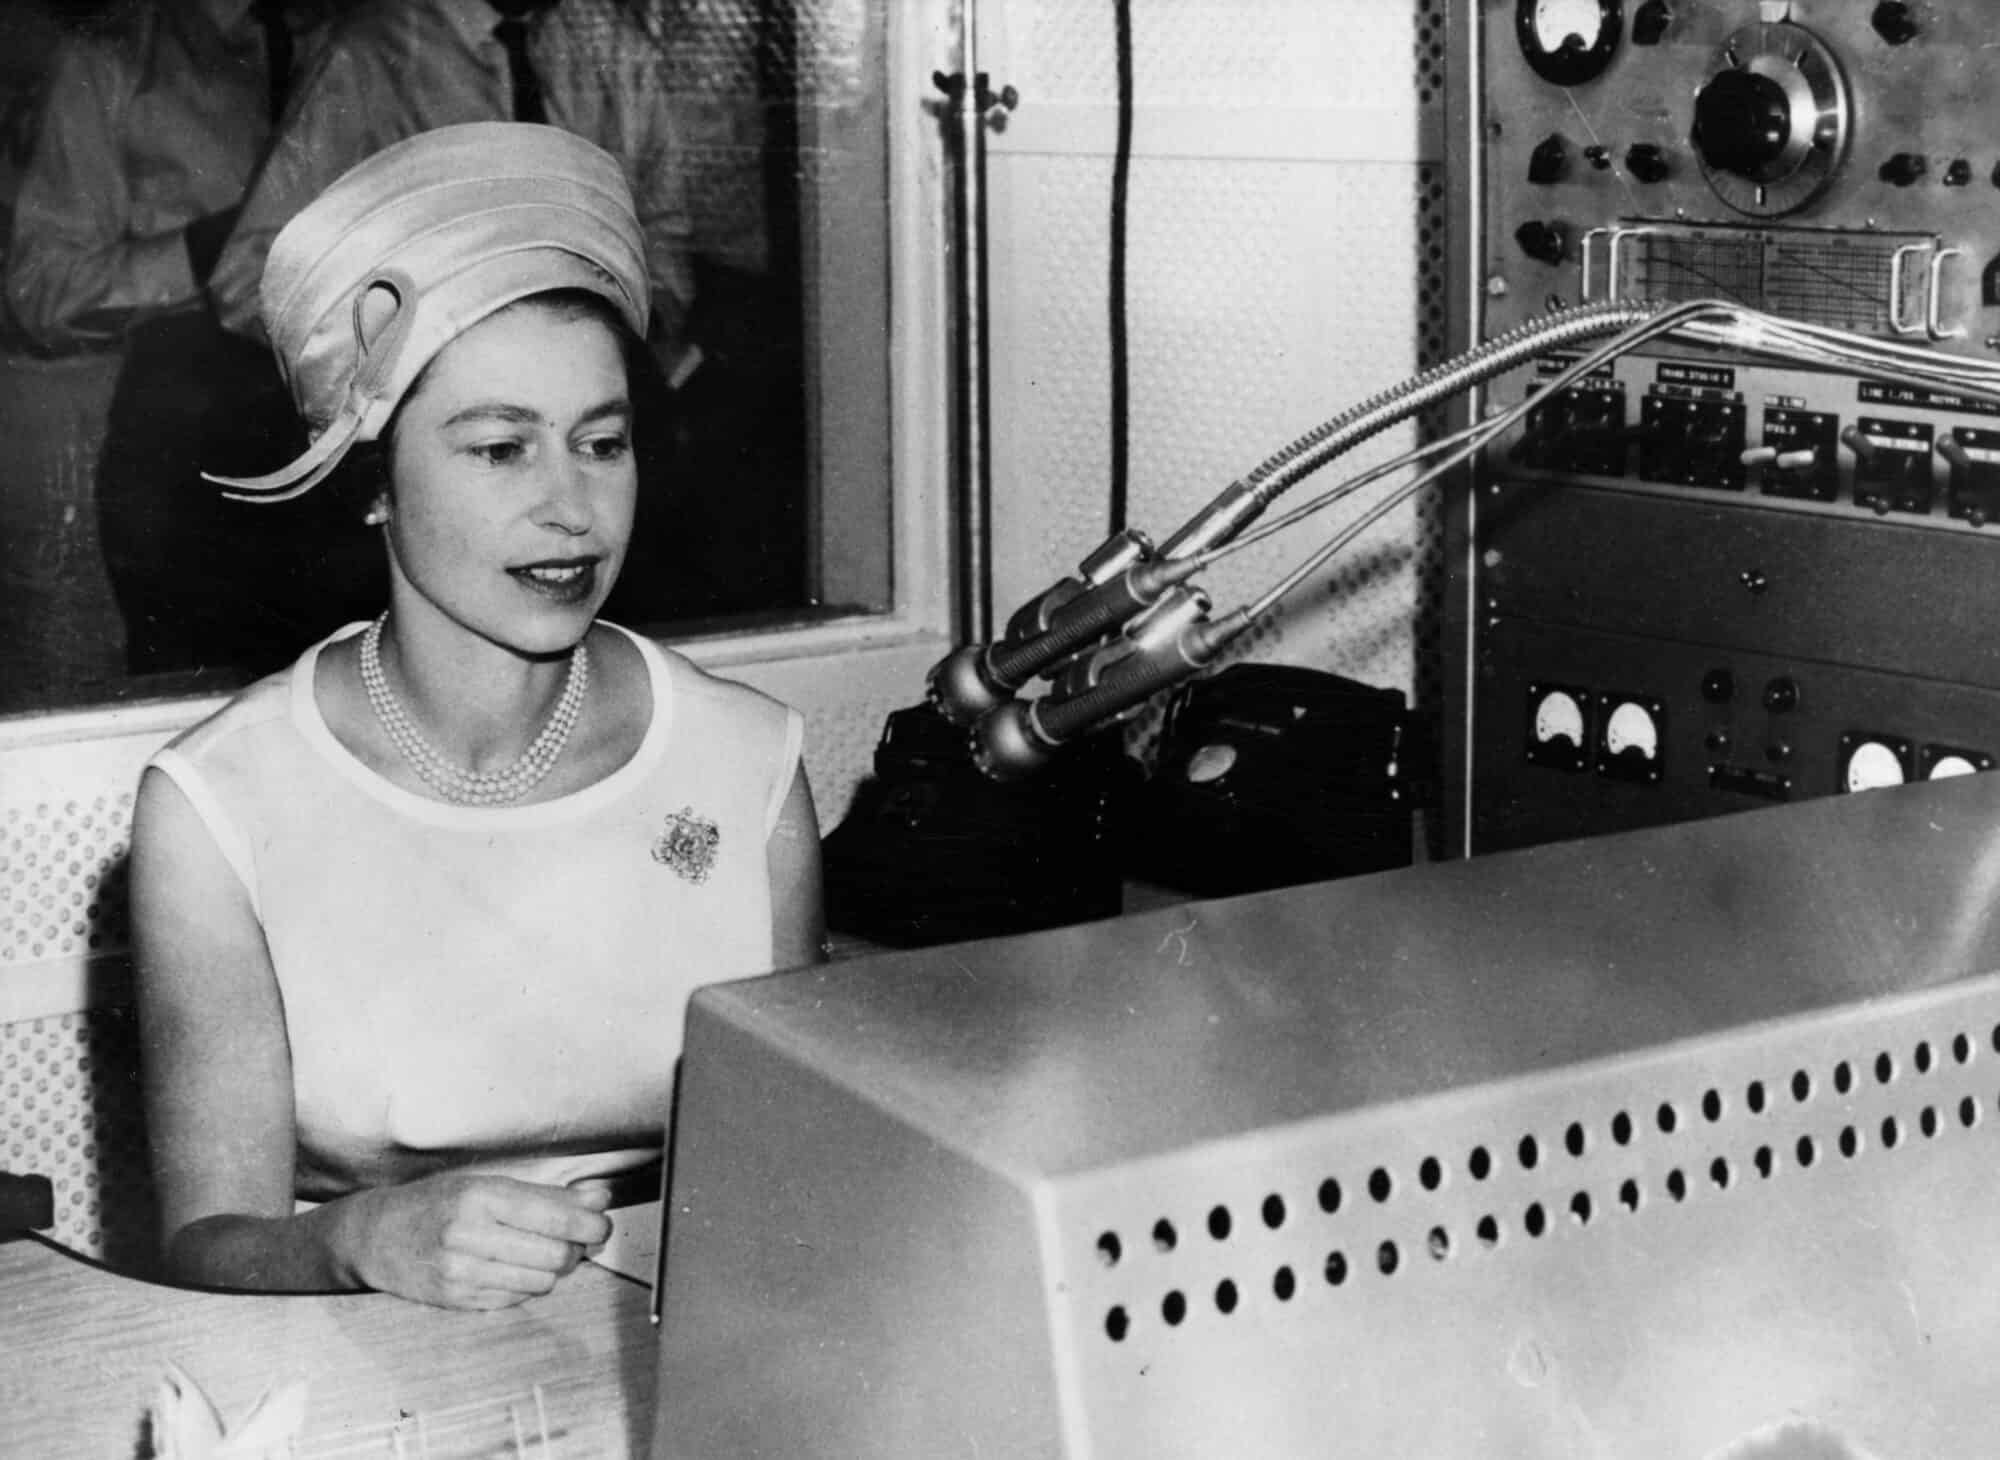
[[0, 0, 954, 759]]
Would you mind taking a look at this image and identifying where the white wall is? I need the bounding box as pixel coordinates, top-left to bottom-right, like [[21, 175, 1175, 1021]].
[[980, 0, 1448, 720]]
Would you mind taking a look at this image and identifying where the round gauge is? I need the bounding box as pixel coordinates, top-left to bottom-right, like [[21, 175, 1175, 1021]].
[[1517, 0, 1623, 87], [1844, 740, 1906, 793], [1603, 700, 1660, 760], [1533, 688, 1586, 748], [1928, 753, 1979, 780]]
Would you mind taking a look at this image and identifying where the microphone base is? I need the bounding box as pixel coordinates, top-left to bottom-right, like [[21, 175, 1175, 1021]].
[[821, 702, 1140, 948]]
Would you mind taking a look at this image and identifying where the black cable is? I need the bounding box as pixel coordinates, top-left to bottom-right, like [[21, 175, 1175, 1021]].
[[1108, 0, 1133, 533]]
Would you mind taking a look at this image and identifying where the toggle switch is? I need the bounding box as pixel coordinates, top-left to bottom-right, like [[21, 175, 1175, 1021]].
[[1515, 219, 1568, 266], [1879, 152, 1928, 187], [1528, 134, 1569, 185], [1625, 143, 1671, 183], [1871, 1, 1918, 45]]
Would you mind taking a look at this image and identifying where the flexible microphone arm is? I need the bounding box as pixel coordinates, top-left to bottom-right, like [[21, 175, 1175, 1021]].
[[926, 300, 1660, 728], [941, 297, 2000, 778]]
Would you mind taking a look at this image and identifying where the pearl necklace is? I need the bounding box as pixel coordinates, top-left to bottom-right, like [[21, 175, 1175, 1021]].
[[358, 614, 589, 806]]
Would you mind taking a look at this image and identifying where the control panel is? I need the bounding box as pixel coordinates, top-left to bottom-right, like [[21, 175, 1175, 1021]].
[[1446, 0, 2000, 853]]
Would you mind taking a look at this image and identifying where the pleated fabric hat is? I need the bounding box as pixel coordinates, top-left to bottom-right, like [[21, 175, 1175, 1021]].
[[206, 122, 650, 503]]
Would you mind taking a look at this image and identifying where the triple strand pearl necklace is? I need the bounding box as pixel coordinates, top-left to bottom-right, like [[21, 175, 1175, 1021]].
[[359, 614, 590, 806]]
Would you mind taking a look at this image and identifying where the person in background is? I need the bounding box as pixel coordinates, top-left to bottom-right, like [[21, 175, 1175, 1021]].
[[207, 0, 805, 624], [131, 123, 825, 1309], [4, 0, 353, 677]]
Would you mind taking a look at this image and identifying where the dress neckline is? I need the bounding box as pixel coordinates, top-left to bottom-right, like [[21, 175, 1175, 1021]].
[[289, 619, 672, 827]]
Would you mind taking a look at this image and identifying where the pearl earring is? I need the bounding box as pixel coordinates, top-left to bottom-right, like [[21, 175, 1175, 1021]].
[[363, 502, 389, 526]]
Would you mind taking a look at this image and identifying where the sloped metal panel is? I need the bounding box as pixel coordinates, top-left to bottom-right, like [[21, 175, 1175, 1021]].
[[658, 772, 2000, 1457]]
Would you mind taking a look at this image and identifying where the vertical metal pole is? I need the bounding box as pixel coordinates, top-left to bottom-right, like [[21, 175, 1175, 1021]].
[[953, 0, 994, 642]]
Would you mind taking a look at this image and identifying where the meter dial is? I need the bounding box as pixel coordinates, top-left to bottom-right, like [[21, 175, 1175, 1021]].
[[1598, 696, 1665, 783], [1527, 685, 1591, 771], [1842, 739, 1907, 793], [1534, 688, 1585, 748], [1923, 744, 1992, 780], [1603, 700, 1660, 761], [1690, 21, 1850, 217], [1517, 0, 1622, 87]]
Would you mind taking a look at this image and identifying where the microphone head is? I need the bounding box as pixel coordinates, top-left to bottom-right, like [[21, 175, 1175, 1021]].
[[926, 645, 1013, 726], [970, 699, 1056, 782]]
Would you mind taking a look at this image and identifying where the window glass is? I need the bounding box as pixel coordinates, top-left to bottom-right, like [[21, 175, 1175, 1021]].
[[0, 0, 891, 718]]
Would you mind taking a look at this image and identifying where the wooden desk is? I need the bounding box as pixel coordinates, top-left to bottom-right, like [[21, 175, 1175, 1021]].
[[0, 1235, 657, 1457]]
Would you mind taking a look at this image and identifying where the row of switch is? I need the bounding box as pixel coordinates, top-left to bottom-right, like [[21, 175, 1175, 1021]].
[[1517, 388, 2000, 522], [1528, 140, 1996, 194]]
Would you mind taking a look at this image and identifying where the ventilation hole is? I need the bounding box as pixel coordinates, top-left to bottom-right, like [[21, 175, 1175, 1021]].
[[1833, 1060, 1854, 1095], [1215, 1279, 1238, 1315], [1790, 1069, 1813, 1103], [1618, 1177, 1641, 1211], [1427, 1226, 1451, 1261], [1419, 1156, 1443, 1191], [1097, 1232, 1122, 1268], [1954, 1031, 1973, 1066], [1666, 1169, 1687, 1202], [1273, 1265, 1297, 1301], [1468, 1146, 1492, 1181], [1518, 1135, 1541, 1170], [1208, 1205, 1233, 1241], [1569, 1191, 1592, 1225], [1796, 1135, 1819, 1168], [1710, 1157, 1732, 1190], [1610, 1110, 1634, 1145], [1915, 1040, 1935, 1075], [1838, 1125, 1860, 1159], [1746, 1079, 1768, 1114], [1754, 1145, 1775, 1178], [1262, 1194, 1287, 1230], [1992, 1022, 2000, 1055], [1368, 1167, 1394, 1203], [1476, 1214, 1502, 1247], [1377, 1241, 1400, 1276], [1920, 1106, 1940, 1139], [1324, 1250, 1348, 1286], [1882, 1115, 1902, 1150], [1105, 1306, 1129, 1342], [1317, 1178, 1342, 1214], [1657, 1102, 1680, 1135], [1524, 1202, 1547, 1237], [1876, 1051, 1897, 1085], [1162, 1290, 1187, 1326], [1153, 1218, 1178, 1253], [1564, 1121, 1587, 1158], [1961, 1095, 1980, 1128], [1701, 1089, 1723, 1122]]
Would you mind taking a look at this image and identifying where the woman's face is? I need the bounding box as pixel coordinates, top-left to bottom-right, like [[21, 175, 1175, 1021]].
[[382, 300, 636, 656]]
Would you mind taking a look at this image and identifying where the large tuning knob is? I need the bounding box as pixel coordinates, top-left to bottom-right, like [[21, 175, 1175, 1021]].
[[1691, 68, 1793, 180], [1689, 21, 1850, 217]]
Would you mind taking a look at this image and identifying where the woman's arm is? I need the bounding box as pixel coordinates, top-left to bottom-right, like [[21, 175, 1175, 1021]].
[[766, 763, 826, 970], [131, 767, 610, 1307]]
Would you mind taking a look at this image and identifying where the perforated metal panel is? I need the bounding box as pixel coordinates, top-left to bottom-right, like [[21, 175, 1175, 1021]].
[[1060, 980, 2000, 1456], [1, 1008, 155, 1267], [657, 769, 2000, 1458]]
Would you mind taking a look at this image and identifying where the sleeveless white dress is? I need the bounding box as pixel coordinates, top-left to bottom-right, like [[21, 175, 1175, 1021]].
[[148, 621, 802, 1199]]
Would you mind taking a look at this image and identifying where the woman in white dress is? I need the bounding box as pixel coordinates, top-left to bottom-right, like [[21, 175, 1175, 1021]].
[[131, 123, 824, 1310]]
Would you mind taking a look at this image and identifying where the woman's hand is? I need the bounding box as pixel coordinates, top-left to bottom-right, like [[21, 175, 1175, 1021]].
[[335, 1173, 615, 1310]]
